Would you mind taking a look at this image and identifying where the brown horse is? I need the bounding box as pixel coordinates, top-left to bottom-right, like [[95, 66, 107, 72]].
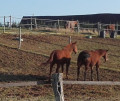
[[107, 24, 115, 31], [65, 21, 78, 31], [77, 49, 108, 81], [42, 42, 77, 79]]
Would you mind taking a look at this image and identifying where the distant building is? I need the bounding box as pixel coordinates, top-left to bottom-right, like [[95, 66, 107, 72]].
[[20, 13, 120, 29]]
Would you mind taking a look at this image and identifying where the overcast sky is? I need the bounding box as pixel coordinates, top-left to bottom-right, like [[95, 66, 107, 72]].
[[0, 0, 120, 22]]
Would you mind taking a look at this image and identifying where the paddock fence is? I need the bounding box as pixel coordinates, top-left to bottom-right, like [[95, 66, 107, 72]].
[[20, 17, 120, 32], [52, 73, 120, 101], [19, 17, 120, 39], [0, 73, 120, 101], [1, 16, 120, 38]]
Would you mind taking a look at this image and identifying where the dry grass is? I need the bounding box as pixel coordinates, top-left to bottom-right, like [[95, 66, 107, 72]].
[[0, 29, 119, 101]]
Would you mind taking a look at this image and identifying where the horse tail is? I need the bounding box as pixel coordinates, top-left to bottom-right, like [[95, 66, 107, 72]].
[[41, 51, 55, 66]]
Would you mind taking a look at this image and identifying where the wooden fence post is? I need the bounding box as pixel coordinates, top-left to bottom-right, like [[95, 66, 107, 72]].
[[58, 19, 60, 30], [77, 20, 80, 33], [31, 17, 33, 30], [116, 23, 118, 31], [98, 22, 101, 36], [3, 25, 5, 33], [116, 23, 118, 38], [52, 73, 64, 101], [3, 16, 6, 33], [18, 27, 22, 49], [4, 16, 5, 26], [35, 18, 37, 29], [10, 15, 12, 28], [69, 36, 71, 43]]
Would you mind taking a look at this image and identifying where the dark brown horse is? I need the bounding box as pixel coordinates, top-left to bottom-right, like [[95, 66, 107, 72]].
[[42, 42, 77, 79], [77, 49, 108, 81]]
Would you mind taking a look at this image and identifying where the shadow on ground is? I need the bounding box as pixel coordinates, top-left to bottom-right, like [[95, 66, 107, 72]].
[[0, 73, 48, 82]]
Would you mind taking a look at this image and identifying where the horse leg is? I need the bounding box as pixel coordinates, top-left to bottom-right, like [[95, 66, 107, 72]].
[[49, 62, 55, 80], [56, 64, 60, 73], [90, 66, 93, 81], [61, 64, 64, 73], [84, 66, 88, 81], [77, 62, 82, 81], [96, 63, 100, 81], [66, 60, 70, 79]]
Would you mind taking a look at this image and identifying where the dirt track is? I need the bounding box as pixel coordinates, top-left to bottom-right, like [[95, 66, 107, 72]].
[[0, 33, 120, 101]]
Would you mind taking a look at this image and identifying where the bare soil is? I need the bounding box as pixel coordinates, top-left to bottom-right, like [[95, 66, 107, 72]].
[[0, 33, 119, 101]]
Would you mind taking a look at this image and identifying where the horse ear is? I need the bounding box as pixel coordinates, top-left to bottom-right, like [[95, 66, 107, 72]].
[[106, 50, 109, 52]]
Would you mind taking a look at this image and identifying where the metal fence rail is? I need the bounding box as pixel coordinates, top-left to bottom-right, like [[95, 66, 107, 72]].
[[51, 73, 120, 101], [0, 73, 120, 101], [63, 81, 120, 85], [0, 81, 50, 88]]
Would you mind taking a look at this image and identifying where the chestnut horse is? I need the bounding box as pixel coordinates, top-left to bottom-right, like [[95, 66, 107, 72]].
[[77, 49, 108, 81], [65, 21, 78, 31], [42, 42, 77, 79]]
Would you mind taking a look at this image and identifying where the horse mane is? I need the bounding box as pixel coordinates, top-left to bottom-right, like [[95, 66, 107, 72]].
[[63, 41, 77, 49], [95, 49, 108, 54], [82, 49, 108, 57], [63, 44, 71, 50]]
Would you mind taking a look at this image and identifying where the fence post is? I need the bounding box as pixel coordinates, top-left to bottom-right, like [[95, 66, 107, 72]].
[[35, 18, 37, 29], [10, 15, 12, 28], [31, 17, 33, 30], [18, 27, 22, 49], [3, 25, 5, 33], [69, 36, 71, 43], [58, 19, 60, 30], [52, 73, 64, 101], [4, 16, 5, 26], [98, 22, 101, 36], [116, 23, 118, 38], [3, 16, 6, 33], [77, 20, 80, 33]]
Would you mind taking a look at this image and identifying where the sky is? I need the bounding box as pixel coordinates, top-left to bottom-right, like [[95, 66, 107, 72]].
[[0, 0, 120, 23]]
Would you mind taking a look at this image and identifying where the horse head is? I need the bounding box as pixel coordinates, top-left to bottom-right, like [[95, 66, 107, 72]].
[[72, 41, 77, 54], [102, 50, 109, 62]]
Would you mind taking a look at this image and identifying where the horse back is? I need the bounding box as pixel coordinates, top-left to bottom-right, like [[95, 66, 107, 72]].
[[88, 51, 101, 66], [77, 50, 99, 64], [90, 51, 100, 60], [53, 49, 71, 60]]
